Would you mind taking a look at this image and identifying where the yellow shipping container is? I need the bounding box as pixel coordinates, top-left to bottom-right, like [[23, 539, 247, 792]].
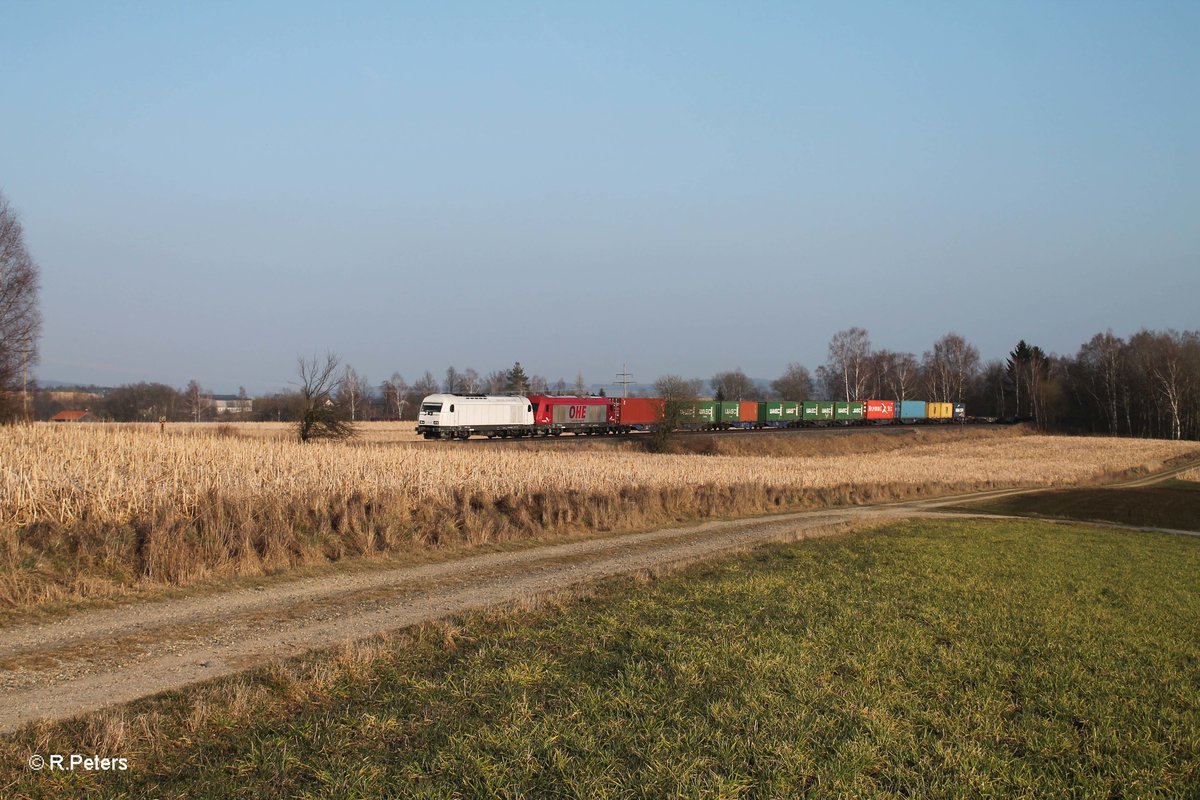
[[927, 402, 954, 420]]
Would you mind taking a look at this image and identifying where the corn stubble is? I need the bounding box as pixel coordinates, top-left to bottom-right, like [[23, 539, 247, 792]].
[[2, 425, 1196, 608]]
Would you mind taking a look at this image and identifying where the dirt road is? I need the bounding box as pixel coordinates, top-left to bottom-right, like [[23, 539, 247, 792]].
[[1, 467, 1195, 735]]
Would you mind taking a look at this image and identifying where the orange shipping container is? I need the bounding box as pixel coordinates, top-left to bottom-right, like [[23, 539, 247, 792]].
[[615, 397, 665, 426]]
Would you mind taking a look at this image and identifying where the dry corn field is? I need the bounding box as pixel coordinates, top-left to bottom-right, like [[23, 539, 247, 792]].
[[2, 424, 1198, 609]]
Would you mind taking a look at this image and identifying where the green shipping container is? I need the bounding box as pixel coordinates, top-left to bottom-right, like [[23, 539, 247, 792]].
[[717, 401, 741, 423], [802, 401, 836, 422], [676, 401, 717, 426], [759, 401, 784, 423], [758, 400, 800, 424], [834, 401, 865, 421]]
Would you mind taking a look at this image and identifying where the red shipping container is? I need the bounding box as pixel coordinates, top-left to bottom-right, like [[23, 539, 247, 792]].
[[615, 397, 665, 426], [864, 399, 896, 420], [738, 401, 758, 424]]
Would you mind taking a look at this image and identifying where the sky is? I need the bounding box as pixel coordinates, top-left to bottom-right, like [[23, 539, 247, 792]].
[[2, 1, 1197, 393]]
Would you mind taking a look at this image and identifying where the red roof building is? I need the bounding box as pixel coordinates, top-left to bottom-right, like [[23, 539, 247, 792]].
[[50, 410, 96, 423]]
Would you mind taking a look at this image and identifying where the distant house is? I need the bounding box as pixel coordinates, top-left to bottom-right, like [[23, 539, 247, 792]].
[[212, 395, 253, 415], [50, 410, 96, 423]]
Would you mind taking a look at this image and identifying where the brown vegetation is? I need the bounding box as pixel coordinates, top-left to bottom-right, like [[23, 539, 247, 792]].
[[1, 423, 1196, 609]]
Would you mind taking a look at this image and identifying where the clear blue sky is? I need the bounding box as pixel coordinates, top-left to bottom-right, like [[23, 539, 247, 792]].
[[2, 1, 1197, 393]]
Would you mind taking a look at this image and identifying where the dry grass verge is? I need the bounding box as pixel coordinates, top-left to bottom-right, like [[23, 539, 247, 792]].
[[2, 424, 1197, 610]]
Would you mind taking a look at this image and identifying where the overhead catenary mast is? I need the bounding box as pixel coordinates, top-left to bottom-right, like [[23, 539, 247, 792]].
[[614, 363, 634, 399]]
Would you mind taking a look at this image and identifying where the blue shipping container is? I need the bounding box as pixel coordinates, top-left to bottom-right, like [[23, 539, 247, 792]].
[[899, 400, 928, 420], [953, 403, 966, 420]]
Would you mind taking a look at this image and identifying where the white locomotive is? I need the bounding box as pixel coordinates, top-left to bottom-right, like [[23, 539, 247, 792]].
[[416, 394, 533, 440]]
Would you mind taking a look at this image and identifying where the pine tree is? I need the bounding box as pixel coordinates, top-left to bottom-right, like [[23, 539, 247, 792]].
[[506, 361, 529, 394]]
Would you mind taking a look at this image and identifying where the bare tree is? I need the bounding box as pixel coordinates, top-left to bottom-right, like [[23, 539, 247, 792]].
[[184, 379, 209, 422], [381, 372, 408, 420], [648, 374, 702, 452], [295, 354, 354, 442], [0, 193, 41, 421], [460, 368, 481, 394], [529, 374, 549, 394], [337, 364, 371, 422], [870, 350, 918, 402], [483, 370, 508, 394], [771, 363, 813, 401], [654, 375, 702, 401], [819, 327, 872, 402], [574, 371, 588, 396], [922, 333, 980, 402], [443, 366, 462, 394], [711, 369, 758, 401], [1075, 331, 1125, 434]]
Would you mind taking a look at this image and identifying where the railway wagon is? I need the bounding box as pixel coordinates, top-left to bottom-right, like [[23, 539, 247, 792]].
[[927, 402, 954, 422], [834, 401, 865, 423], [865, 399, 896, 422], [803, 401, 836, 424], [716, 401, 742, 428], [738, 400, 759, 428], [613, 397, 665, 429], [953, 403, 966, 421], [527, 395, 616, 435], [416, 394, 533, 440], [898, 400, 928, 422], [678, 401, 718, 428], [758, 401, 801, 427]]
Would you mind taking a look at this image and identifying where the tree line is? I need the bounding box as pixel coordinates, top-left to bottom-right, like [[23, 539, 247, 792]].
[[23, 327, 1200, 441]]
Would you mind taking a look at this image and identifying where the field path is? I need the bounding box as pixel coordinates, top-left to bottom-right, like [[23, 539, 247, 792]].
[[1, 461, 1197, 735]]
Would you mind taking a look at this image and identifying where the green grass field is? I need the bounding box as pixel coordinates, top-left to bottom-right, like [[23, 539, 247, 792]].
[[964, 482, 1200, 532], [10, 519, 1200, 798]]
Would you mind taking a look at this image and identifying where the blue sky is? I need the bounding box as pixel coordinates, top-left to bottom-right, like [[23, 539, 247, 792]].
[[2, 1, 1197, 392]]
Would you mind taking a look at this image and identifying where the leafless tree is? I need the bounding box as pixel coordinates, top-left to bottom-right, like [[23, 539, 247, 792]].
[[574, 371, 588, 396], [529, 374, 549, 394], [647, 374, 702, 452], [460, 368, 481, 394], [871, 350, 918, 402], [654, 374, 702, 400], [483, 370, 508, 394], [819, 327, 872, 402], [295, 353, 354, 442], [1075, 331, 1125, 434], [711, 369, 758, 401], [444, 366, 462, 394], [184, 379, 209, 422], [922, 333, 980, 402], [771, 363, 813, 401], [381, 372, 408, 420], [0, 193, 41, 421], [337, 364, 371, 422]]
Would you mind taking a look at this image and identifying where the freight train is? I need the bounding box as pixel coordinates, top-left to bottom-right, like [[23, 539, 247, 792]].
[[415, 393, 966, 440]]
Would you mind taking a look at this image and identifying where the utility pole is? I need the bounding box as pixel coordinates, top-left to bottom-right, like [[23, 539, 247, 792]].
[[614, 363, 634, 399]]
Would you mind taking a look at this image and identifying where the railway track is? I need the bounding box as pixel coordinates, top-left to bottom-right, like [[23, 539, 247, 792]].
[[457, 421, 1002, 445]]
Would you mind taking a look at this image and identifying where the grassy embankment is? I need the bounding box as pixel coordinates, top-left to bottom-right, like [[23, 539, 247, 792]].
[[2, 423, 1197, 611], [964, 481, 1200, 532], [5, 518, 1198, 797]]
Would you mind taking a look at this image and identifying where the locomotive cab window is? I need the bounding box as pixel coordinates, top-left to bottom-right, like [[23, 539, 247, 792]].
[[449, 404, 454, 413], [421, 403, 442, 414]]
